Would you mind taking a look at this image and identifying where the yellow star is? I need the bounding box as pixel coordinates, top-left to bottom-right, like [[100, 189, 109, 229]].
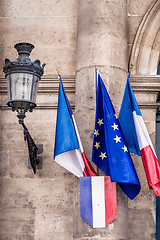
[[94, 129, 99, 137], [99, 152, 107, 160], [97, 119, 104, 126], [122, 145, 128, 152], [111, 123, 119, 131], [114, 114, 118, 119], [114, 135, 121, 143], [94, 142, 100, 149]]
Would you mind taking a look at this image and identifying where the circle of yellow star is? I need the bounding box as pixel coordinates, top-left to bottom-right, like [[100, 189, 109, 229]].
[[94, 129, 99, 137], [111, 123, 119, 131], [114, 135, 121, 143], [122, 145, 128, 152], [94, 142, 100, 149], [99, 152, 107, 160], [97, 119, 104, 126]]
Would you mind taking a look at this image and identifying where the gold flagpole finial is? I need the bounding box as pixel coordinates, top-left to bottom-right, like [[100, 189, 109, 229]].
[[129, 63, 133, 75], [55, 62, 60, 77], [56, 69, 60, 76], [56, 69, 60, 81]]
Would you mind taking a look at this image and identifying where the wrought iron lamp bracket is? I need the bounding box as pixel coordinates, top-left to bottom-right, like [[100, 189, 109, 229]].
[[157, 94, 160, 116], [21, 121, 40, 174]]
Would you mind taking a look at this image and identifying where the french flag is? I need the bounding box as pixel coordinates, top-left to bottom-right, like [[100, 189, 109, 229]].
[[119, 73, 160, 197], [54, 75, 96, 177], [80, 176, 117, 228]]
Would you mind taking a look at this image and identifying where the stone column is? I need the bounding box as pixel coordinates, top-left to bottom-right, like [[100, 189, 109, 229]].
[[74, 0, 129, 239]]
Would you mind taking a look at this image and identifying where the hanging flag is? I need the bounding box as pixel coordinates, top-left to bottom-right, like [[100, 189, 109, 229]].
[[54, 76, 96, 177], [92, 70, 141, 200], [119, 73, 160, 197], [80, 176, 117, 228]]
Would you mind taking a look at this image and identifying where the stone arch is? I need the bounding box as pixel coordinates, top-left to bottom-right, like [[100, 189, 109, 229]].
[[130, 0, 160, 75]]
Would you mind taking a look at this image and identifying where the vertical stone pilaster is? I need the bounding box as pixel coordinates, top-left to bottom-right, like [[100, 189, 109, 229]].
[[74, 0, 129, 239]]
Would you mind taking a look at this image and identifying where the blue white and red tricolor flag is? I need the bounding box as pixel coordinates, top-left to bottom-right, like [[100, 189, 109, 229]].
[[119, 73, 160, 197], [54, 75, 96, 177], [80, 176, 117, 228]]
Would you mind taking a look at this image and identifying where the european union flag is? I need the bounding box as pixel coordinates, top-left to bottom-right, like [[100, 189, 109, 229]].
[[92, 71, 141, 200]]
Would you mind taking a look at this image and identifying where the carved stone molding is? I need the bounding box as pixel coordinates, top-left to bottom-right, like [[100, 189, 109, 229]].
[[130, 75, 160, 109], [0, 75, 76, 110], [130, 75, 160, 92], [0, 75, 160, 110], [0, 75, 76, 94], [130, 0, 160, 75]]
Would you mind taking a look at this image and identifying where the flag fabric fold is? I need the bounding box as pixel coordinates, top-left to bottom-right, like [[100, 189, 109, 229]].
[[92, 71, 141, 200], [54, 76, 96, 177], [119, 73, 160, 197]]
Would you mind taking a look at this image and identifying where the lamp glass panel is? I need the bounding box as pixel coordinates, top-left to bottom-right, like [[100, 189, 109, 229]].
[[7, 73, 39, 103], [31, 75, 39, 103], [6, 74, 11, 101]]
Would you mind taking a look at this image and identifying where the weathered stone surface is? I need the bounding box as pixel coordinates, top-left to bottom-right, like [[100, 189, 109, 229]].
[[128, 186, 156, 211], [127, 208, 156, 240], [128, 0, 153, 16], [75, 110, 95, 143], [128, 44, 132, 61], [0, 112, 55, 152], [0, 119, 26, 151], [8, 150, 30, 178], [0, 0, 78, 76], [128, 16, 143, 44], [76, 0, 128, 71], [0, 209, 35, 240], [135, 92, 158, 104], [129, 1, 160, 75], [35, 209, 73, 240], [24, 113, 56, 151], [0, 180, 2, 207], [0, 150, 9, 178], [140, 108, 157, 122], [0, 0, 78, 18], [7, 150, 67, 178], [0, 94, 8, 106], [0, 109, 57, 152], [75, 67, 96, 112], [2, 178, 73, 210]]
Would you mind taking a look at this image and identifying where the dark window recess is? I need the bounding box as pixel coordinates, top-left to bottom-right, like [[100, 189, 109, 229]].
[[156, 64, 160, 239], [157, 61, 160, 75]]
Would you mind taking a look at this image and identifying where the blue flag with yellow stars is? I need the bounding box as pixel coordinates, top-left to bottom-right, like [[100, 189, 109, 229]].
[[92, 70, 141, 200]]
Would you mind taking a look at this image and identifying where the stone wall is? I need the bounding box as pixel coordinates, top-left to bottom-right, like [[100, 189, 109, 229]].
[[0, 0, 159, 239], [0, 1, 78, 239], [0, 0, 78, 76]]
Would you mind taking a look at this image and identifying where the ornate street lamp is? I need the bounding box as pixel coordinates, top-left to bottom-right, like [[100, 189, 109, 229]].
[[3, 42, 45, 174]]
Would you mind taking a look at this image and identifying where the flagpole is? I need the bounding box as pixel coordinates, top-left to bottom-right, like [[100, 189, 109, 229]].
[[94, 65, 99, 176], [128, 71, 131, 78], [71, 115, 84, 153], [71, 113, 96, 176]]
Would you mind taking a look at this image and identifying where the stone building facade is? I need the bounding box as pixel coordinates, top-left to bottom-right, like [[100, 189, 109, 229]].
[[0, 0, 160, 239]]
